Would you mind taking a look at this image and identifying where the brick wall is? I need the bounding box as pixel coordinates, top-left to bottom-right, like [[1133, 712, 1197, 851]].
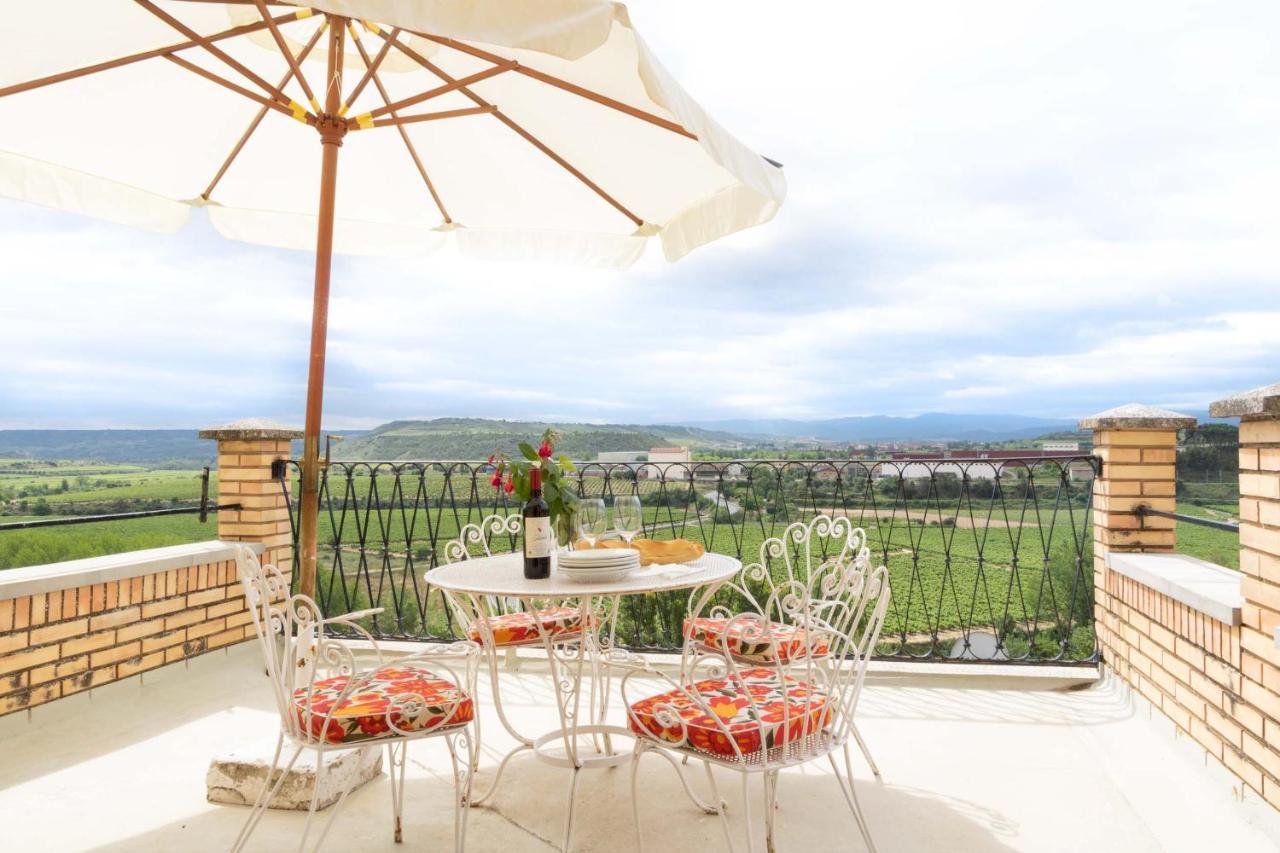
[[0, 421, 297, 720], [1086, 389, 1280, 810], [0, 545, 257, 717], [1095, 571, 1255, 786], [198, 420, 302, 580]]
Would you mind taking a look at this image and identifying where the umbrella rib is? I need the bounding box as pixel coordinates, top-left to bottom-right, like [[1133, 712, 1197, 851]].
[[347, 24, 452, 223], [0, 10, 310, 100], [201, 19, 330, 202], [340, 25, 400, 116], [352, 61, 518, 126], [164, 53, 313, 125], [375, 29, 645, 228], [134, 0, 305, 114], [416, 32, 697, 141], [360, 105, 496, 128], [252, 0, 321, 112]]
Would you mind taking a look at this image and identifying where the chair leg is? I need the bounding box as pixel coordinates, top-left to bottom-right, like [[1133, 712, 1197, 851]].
[[231, 735, 303, 853], [851, 723, 881, 777], [446, 732, 473, 853], [703, 761, 735, 853], [466, 742, 531, 807], [296, 748, 326, 853], [294, 746, 364, 853], [828, 747, 877, 853], [487, 645, 535, 747], [740, 773, 759, 853], [630, 742, 646, 852], [462, 727, 477, 845], [763, 771, 780, 853], [386, 742, 407, 843], [646, 745, 723, 814]]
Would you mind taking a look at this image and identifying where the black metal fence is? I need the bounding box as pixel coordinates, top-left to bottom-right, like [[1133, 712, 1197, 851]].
[[0, 467, 237, 531], [279, 455, 1100, 664]]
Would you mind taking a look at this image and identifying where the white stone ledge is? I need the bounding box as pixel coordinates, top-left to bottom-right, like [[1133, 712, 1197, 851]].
[[0, 540, 263, 600], [1107, 552, 1242, 626]]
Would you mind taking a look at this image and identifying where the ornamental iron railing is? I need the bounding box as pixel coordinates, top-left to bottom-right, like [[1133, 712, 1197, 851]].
[[0, 466, 237, 531], [279, 456, 1100, 664]]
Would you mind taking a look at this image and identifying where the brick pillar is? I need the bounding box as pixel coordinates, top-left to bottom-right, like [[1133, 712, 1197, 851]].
[[1079, 404, 1196, 666], [1211, 384, 1280, 697], [198, 420, 303, 577]]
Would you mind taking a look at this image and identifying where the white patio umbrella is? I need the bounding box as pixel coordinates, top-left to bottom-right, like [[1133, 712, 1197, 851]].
[[0, 1, 786, 594]]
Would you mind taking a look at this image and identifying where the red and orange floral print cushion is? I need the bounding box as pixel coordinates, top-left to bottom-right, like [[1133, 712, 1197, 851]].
[[683, 617, 830, 664], [294, 661, 473, 744], [466, 606, 583, 646], [628, 667, 832, 758]]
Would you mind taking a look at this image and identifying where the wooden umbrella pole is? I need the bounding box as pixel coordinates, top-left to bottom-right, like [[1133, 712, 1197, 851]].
[[299, 18, 347, 598]]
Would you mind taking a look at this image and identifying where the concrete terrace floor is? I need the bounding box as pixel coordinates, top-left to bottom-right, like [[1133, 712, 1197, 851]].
[[2, 644, 1280, 853]]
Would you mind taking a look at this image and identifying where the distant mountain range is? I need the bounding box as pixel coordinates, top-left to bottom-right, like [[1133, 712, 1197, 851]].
[[0, 429, 217, 465], [0, 413, 1104, 465], [683, 413, 1082, 443], [336, 419, 746, 461]]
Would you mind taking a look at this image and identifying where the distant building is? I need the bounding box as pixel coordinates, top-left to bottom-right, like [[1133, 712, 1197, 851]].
[[596, 451, 646, 463], [1041, 441, 1080, 452], [878, 447, 1091, 481], [693, 462, 745, 481], [641, 446, 691, 481]]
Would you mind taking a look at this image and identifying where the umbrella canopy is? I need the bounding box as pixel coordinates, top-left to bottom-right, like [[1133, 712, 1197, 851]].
[[0, 0, 786, 592], [0, 1, 784, 265]]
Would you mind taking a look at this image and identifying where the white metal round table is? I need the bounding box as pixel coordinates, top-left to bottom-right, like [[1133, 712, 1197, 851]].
[[425, 550, 740, 852]]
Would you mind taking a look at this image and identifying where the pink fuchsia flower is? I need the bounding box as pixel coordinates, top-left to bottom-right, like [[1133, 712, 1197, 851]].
[[503, 476, 514, 495], [538, 440, 553, 459], [490, 471, 502, 489], [487, 454, 495, 464]]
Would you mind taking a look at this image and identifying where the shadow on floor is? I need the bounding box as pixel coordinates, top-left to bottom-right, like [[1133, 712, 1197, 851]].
[[857, 675, 1133, 728], [0, 647, 278, 790], [88, 746, 1022, 853]]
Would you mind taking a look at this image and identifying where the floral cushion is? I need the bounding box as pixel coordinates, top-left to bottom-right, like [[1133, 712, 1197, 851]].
[[467, 606, 583, 646], [294, 661, 473, 744], [628, 668, 831, 758], [684, 617, 830, 664]]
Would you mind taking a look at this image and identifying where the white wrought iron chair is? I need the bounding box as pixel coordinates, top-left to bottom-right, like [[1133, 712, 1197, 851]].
[[442, 513, 585, 666], [682, 516, 884, 776], [232, 546, 480, 853], [439, 514, 591, 804], [622, 516, 890, 853]]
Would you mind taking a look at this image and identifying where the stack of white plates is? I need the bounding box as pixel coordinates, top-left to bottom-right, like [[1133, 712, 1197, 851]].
[[556, 548, 640, 582]]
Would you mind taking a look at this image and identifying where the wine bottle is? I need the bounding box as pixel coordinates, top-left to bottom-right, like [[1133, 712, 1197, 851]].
[[523, 467, 552, 579]]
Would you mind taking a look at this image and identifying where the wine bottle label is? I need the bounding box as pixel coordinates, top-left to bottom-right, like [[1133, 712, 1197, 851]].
[[524, 516, 553, 559]]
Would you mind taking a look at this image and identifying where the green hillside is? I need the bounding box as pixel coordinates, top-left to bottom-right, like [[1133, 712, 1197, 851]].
[[0, 430, 214, 466], [336, 418, 747, 461]]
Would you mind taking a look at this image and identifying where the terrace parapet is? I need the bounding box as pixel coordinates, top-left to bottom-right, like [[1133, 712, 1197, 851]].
[[1212, 383, 1280, 760], [1079, 403, 1196, 556], [1081, 403, 1196, 727], [0, 541, 262, 718], [199, 420, 302, 579], [1083, 385, 1280, 811]]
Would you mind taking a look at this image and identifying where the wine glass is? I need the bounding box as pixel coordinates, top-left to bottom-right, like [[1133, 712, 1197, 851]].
[[577, 498, 607, 547], [613, 495, 642, 544]]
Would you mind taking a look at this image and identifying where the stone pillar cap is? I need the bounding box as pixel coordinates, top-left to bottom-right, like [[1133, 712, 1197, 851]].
[[1077, 403, 1196, 430], [198, 418, 304, 441], [1208, 382, 1280, 418]]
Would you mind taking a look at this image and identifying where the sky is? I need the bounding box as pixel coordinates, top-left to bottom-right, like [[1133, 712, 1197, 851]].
[[1, 1, 1279, 430]]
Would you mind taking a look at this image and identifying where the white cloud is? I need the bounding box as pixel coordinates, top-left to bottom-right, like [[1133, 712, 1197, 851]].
[[2, 1, 1279, 427]]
